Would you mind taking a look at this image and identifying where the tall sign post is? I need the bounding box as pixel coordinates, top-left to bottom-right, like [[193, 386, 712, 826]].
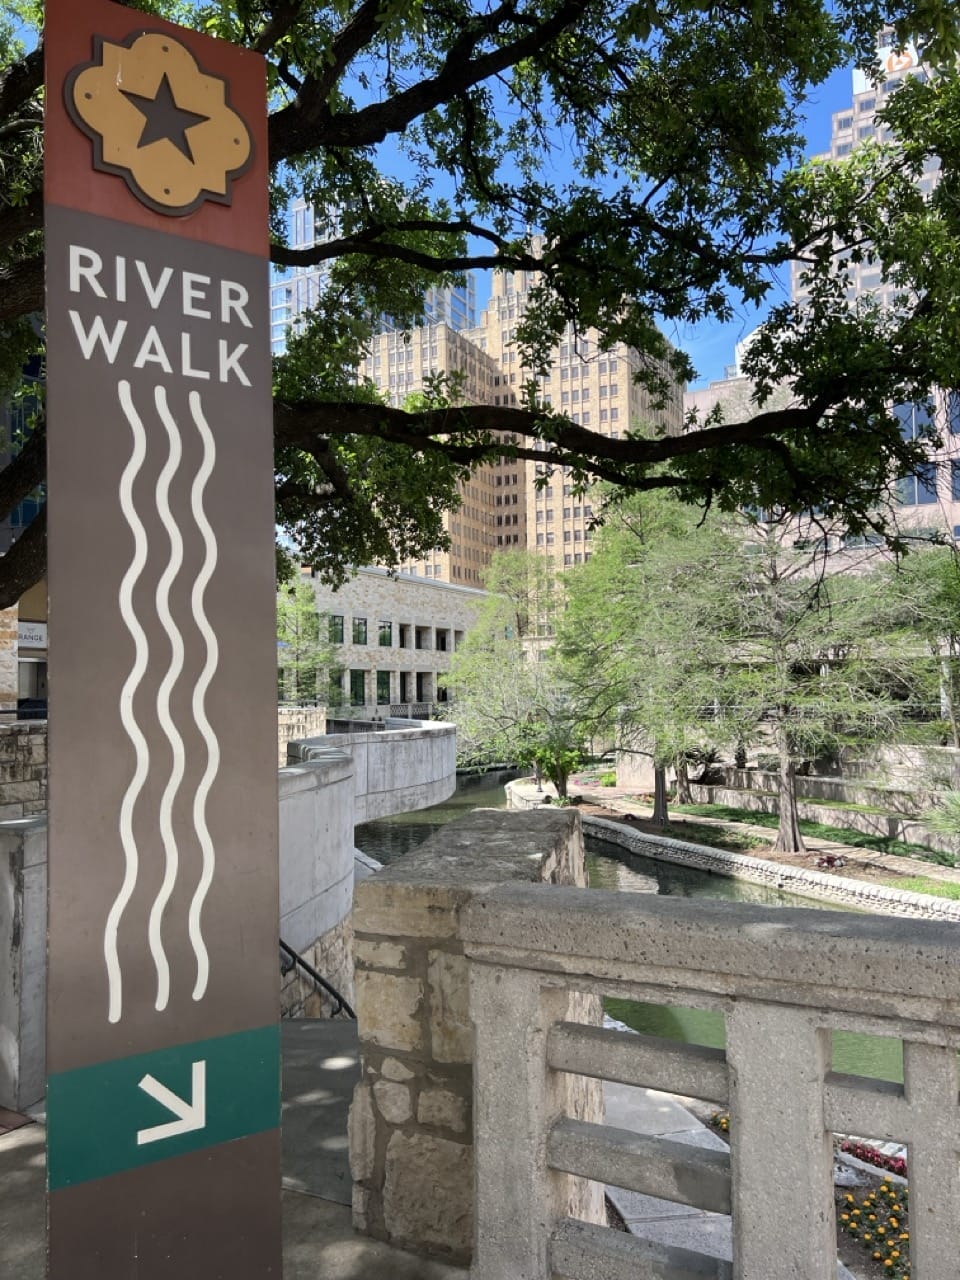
[[44, 2, 281, 1273]]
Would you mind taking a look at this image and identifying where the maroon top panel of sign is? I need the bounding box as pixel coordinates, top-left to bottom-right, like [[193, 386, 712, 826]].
[[46, 0, 268, 255]]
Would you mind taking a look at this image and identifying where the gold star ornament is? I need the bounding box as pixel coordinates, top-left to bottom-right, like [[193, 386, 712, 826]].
[[66, 31, 254, 216]]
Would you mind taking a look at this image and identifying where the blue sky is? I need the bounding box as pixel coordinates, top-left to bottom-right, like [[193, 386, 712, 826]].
[[678, 61, 854, 387], [459, 60, 855, 389]]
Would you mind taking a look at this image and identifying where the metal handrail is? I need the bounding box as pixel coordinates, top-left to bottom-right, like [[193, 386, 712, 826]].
[[279, 937, 356, 1019]]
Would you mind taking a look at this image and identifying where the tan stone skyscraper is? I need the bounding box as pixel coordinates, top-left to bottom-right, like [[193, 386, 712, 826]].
[[358, 250, 684, 581]]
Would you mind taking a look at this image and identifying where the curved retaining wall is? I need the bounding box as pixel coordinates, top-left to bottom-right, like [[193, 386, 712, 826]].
[[288, 720, 457, 823], [582, 813, 960, 923]]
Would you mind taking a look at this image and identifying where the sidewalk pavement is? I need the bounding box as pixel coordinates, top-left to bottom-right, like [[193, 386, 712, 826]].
[[0, 1020, 466, 1280], [0, 1005, 857, 1279]]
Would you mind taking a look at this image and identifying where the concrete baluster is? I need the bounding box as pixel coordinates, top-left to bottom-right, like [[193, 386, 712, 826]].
[[726, 1003, 835, 1280], [470, 962, 567, 1280], [902, 1040, 960, 1280]]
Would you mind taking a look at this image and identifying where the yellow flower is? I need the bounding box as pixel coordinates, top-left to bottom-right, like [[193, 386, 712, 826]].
[[846, 1194, 855, 1203], [878, 1227, 887, 1236], [868, 1213, 877, 1221], [873, 1252, 882, 1261], [864, 1233, 873, 1242], [840, 1213, 850, 1222], [852, 1209, 861, 1217], [900, 1232, 910, 1240], [890, 1217, 899, 1228], [892, 1250, 900, 1259], [885, 1262, 893, 1270]]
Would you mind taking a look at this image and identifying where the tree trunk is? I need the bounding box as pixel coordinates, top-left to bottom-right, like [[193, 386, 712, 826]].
[[652, 764, 669, 827], [939, 651, 960, 750], [773, 727, 804, 854], [674, 755, 693, 804]]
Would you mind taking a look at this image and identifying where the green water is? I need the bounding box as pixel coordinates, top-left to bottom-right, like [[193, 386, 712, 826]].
[[356, 802, 905, 1083], [587, 838, 904, 1084]]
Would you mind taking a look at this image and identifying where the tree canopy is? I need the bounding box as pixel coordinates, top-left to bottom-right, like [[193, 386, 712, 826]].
[[2, 0, 960, 603]]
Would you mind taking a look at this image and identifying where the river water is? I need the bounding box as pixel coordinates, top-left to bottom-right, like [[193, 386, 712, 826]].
[[355, 782, 902, 1083]]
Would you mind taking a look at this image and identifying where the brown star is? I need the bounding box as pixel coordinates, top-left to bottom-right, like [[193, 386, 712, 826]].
[[121, 72, 210, 163]]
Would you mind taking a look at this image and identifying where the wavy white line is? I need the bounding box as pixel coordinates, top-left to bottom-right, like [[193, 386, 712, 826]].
[[186, 390, 220, 1002], [106, 381, 151, 1025], [148, 386, 186, 1013]]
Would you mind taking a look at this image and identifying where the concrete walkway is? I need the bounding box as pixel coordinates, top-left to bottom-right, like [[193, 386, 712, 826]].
[[0, 1020, 466, 1280], [1, 1017, 858, 1278]]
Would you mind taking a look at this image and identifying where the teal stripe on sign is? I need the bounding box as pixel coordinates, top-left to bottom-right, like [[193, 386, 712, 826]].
[[47, 1024, 280, 1190]]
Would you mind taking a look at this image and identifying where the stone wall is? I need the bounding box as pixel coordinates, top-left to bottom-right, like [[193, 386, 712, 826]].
[[281, 915, 355, 1019], [0, 607, 17, 714], [583, 814, 960, 922], [686, 781, 954, 857], [277, 706, 327, 766], [349, 808, 604, 1265], [0, 817, 46, 1110], [0, 722, 47, 819]]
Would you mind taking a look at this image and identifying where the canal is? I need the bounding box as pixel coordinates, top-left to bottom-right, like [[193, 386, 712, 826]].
[[355, 783, 903, 1083]]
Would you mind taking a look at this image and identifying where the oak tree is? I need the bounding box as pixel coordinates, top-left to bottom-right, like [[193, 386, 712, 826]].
[[2, 0, 960, 603]]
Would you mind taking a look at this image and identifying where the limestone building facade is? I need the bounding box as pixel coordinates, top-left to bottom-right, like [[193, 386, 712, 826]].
[[290, 566, 486, 715]]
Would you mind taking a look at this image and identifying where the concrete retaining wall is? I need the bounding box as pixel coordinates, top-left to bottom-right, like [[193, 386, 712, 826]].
[[349, 808, 604, 1265], [288, 720, 456, 823], [278, 752, 357, 1018], [686, 782, 954, 858]]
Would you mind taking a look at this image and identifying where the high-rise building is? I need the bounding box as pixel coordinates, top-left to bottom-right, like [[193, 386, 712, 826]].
[[270, 198, 478, 356], [273, 202, 685, 580], [464, 246, 684, 573], [790, 39, 960, 538]]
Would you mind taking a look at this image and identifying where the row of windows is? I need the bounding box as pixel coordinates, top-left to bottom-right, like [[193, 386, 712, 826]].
[[535, 506, 590, 522], [327, 669, 449, 707], [328, 616, 459, 650]]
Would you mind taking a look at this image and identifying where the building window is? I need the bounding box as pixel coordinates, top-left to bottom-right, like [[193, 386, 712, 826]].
[[379, 620, 393, 646], [353, 617, 368, 644], [377, 670, 391, 704], [328, 669, 344, 707], [329, 614, 344, 644], [350, 669, 366, 706], [951, 460, 960, 501], [899, 463, 938, 506]]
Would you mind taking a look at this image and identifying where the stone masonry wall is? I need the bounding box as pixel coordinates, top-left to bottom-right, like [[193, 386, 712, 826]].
[[280, 915, 355, 1019], [583, 814, 960, 922], [0, 607, 17, 713], [0, 723, 47, 820], [349, 808, 604, 1265], [278, 706, 327, 766]]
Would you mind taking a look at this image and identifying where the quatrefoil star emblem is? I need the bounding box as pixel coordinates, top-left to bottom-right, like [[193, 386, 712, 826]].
[[66, 31, 254, 216]]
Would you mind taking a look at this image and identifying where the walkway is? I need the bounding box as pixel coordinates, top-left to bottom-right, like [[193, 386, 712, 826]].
[[0, 1020, 466, 1280], [2, 1014, 861, 1279]]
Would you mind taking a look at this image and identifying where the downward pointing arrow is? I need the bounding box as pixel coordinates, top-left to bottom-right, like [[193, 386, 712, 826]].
[[136, 1060, 207, 1146]]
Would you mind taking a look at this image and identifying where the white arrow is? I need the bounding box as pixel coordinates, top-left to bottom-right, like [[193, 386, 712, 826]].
[[136, 1060, 207, 1146]]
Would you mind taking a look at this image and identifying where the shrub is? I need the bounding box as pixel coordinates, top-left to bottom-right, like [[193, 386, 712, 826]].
[[600, 771, 617, 787]]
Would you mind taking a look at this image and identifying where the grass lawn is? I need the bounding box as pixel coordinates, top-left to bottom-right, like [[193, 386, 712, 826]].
[[674, 803, 956, 867], [883, 875, 960, 899]]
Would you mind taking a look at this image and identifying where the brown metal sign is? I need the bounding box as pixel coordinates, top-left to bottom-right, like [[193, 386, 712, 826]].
[[44, 1, 280, 1274]]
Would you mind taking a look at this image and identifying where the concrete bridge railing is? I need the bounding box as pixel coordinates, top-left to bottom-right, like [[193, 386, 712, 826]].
[[460, 873, 960, 1280]]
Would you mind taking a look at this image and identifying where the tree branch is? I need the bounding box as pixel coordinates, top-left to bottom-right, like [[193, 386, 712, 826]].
[[0, 426, 44, 523], [0, 256, 43, 322], [0, 508, 45, 611], [269, 0, 592, 158], [0, 46, 42, 125]]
